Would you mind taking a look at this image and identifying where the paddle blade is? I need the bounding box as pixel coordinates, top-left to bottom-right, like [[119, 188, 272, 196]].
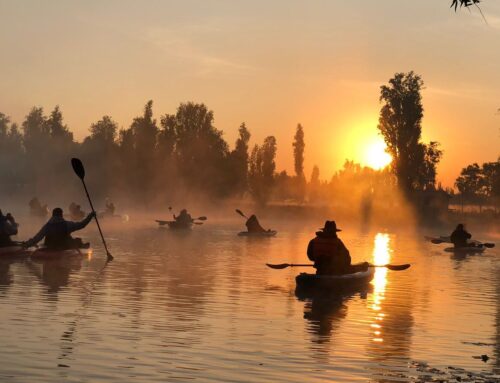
[[71, 158, 85, 179], [235, 209, 247, 218], [385, 263, 411, 271], [483, 243, 495, 248], [155, 220, 169, 226], [266, 263, 290, 269], [430, 239, 444, 244], [196, 216, 207, 221]]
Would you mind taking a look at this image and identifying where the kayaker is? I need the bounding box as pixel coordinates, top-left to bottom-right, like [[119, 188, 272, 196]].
[[69, 202, 85, 221], [105, 199, 116, 216], [23, 208, 95, 250], [450, 224, 472, 248], [0, 210, 19, 247], [245, 214, 268, 233], [29, 197, 48, 217], [174, 209, 193, 225], [307, 221, 368, 275]]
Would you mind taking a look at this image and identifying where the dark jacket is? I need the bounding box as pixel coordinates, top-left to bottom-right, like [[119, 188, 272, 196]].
[[450, 228, 472, 248], [25, 214, 93, 249], [246, 215, 266, 233], [307, 231, 351, 275]]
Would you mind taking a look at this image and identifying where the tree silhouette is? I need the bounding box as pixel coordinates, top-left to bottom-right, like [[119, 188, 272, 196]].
[[293, 124, 305, 177]]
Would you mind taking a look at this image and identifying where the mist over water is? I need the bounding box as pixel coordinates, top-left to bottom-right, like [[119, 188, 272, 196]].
[[0, 216, 498, 382]]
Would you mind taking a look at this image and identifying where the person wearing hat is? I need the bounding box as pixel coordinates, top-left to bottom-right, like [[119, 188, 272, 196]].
[[0, 210, 19, 247], [450, 223, 473, 248], [307, 221, 366, 275], [24, 207, 95, 250]]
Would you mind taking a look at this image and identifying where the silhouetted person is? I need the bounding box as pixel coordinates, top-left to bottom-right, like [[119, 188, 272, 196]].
[[24, 208, 95, 250], [105, 199, 115, 216], [245, 214, 267, 233], [174, 209, 193, 226], [450, 223, 472, 248], [0, 210, 19, 247], [29, 197, 48, 218], [69, 202, 85, 221], [307, 221, 368, 275]]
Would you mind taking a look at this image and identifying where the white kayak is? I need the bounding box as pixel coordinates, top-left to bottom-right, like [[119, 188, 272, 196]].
[[296, 267, 375, 290], [238, 230, 277, 237]]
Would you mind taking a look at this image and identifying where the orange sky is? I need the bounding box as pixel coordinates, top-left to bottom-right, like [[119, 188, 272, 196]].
[[0, 0, 499, 187]]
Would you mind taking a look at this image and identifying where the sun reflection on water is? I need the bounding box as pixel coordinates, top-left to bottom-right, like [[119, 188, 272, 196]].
[[371, 233, 391, 342]]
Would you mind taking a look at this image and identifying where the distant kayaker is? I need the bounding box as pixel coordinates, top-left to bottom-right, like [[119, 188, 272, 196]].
[[0, 210, 19, 247], [105, 198, 116, 216], [23, 208, 95, 250], [307, 221, 367, 275], [450, 224, 472, 248], [69, 202, 85, 221], [245, 215, 268, 233], [29, 197, 49, 218], [174, 209, 193, 225]]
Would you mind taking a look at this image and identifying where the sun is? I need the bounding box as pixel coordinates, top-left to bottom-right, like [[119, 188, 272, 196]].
[[365, 139, 392, 170]]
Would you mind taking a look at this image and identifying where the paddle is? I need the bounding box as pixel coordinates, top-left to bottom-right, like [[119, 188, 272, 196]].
[[266, 263, 411, 271], [235, 209, 248, 219], [71, 158, 113, 262], [428, 237, 495, 248], [156, 216, 207, 226]]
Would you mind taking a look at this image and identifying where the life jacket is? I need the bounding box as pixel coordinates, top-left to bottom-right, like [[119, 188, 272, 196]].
[[44, 221, 72, 250]]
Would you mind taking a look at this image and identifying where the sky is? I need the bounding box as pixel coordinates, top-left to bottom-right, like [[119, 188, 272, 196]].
[[0, 0, 499, 187]]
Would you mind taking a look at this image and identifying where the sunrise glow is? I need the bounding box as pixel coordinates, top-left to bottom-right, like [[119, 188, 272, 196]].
[[364, 139, 392, 170]]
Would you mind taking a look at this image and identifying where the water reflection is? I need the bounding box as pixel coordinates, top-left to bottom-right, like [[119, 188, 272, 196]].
[[367, 232, 414, 381]]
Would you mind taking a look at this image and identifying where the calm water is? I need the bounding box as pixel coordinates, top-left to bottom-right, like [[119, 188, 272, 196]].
[[0, 218, 499, 382]]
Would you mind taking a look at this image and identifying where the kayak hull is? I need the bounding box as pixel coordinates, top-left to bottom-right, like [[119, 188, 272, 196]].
[[0, 246, 31, 258], [167, 221, 192, 230], [238, 230, 277, 237], [296, 267, 375, 291], [30, 248, 86, 259], [444, 246, 485, 254]]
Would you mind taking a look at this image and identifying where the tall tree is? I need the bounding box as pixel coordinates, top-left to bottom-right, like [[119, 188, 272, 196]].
[[378, 71, 442, 193], [455, 163, 484, 204], [230, 123, 251, 195], [293, 124, 305, 177]]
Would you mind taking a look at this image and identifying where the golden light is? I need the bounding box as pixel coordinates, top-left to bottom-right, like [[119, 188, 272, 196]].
[[364, 139, 392, 170]]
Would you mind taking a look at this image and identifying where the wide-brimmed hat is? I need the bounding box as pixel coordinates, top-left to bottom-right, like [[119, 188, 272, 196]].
[[319, 220, 341, 232]]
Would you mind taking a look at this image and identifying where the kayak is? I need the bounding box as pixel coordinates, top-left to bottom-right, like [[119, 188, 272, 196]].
[[0, 245, 31, 258], [238, 230, 277, 237], [296, 266, 375, 291], [425, 235, 485, 247], [30, 248, 87, 259], [444, 246, 485, 254]]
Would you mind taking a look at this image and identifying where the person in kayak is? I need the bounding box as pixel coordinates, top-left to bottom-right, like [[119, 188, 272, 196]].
[[307, 221, 368, 275], [0, 210, 19, 247], [174, 209, 193, 226], [105, 198, 115, 216], [23, 208, 95, 250], [29, 197, 48, 217], [245, 214, 268, 233], [69, 202, 85, 221], [450, 224, 473, 248]]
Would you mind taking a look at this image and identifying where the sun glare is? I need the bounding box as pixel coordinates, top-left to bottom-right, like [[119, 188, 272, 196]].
[[365, 140, 392, 170]]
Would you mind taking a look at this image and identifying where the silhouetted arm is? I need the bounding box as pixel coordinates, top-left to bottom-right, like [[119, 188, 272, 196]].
[[24, 224, 48, 247], [66, 213, 94, 233]]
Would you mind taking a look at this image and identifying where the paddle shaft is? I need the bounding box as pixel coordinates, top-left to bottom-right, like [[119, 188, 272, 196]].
[[279, 264, 395, 268], [79, 178, 112, 259]]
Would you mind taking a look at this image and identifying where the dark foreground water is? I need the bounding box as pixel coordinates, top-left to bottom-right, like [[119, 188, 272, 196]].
[[0, 218, 498, 382]]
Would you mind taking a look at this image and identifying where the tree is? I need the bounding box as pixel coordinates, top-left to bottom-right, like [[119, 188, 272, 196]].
[[482, 159, 500, 207], [455, 163, 484, 205], [248, 136, 277, 205], [293, 124, 305, 177], [378, 71, 442, 193], [230, 123, 251, 195], [0, 115, 25, 195]]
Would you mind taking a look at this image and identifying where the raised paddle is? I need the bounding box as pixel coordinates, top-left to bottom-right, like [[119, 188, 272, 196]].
[[428, 237, 495, 248], [235, 209, 248, 219], [71, 158, 113, 262], [266, 263, 411, 271]]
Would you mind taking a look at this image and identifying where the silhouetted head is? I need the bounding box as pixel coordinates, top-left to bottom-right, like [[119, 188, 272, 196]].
[[52, 208, 63, 218], [0, 209, 3, 217], [180, 209, 187, 215], [456, 223, 465, 231], [320, 220, 341, 233], [249, 214, 257, 220]]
